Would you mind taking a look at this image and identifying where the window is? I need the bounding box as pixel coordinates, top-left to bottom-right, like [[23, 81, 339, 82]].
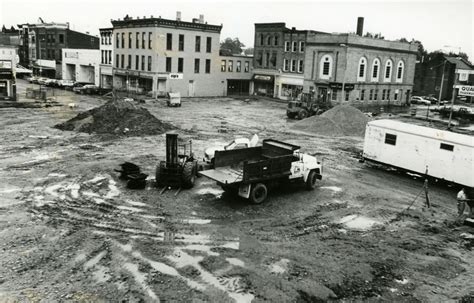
[[371, 58, 380, 81], [384, 60, 392, 81], [166, 33, 172, 50], [256, 51, 263, 66], [128, 55, 131, 69], [260, 34, 264, 46], [148, 56, 152, 71], [128, 33, 132, 48], [291, 59, 296, 72], [228, 60, 233, 72], [384, 133, 397, 145], [345, 92, 349, 101], [179, 34, 184, 51], [387, 89, 391, 100], [121, 33, 125, 48], [101, 50, 104, 64], [270, 52, 277, 67], [166, 57, 172, 72], [440, 143, 454, 151], [148, 32, 152, 49], [382, 89, 386, 101], [221, 60, 226, 72], [283, 59, 289, 71], [136, 33, 139, 48], [195, 36, 201, 52], [358, 57, 367, 81], [206, 37, 212, 53], [205, 59, 211, 73], [116, 33, 120, 48], [369, 89, 373, 101], [121, 54, 124, 68], [244, 61, 249, 72], [361, 89, 365, 100], [142, 32, 145, 49], [394, 91, 398, 101], [178, 58, 184, 73], [396, 61, 404, 82], [59, 34, 64, 44], [140, 55, 144, 70], [265, 52, 270, 67], [267, 36, 272, 45], [292, 41, 297, 52], [374, 89, 379, 100], [320, 55, 333, 79], [332, 90, 338, 101], [284, 41, 290, 52], [135, 55, 139, 70], [299, 41, 305, 52], [194, 58, 200, 73], [298, 60, 303, 73], [236, 61, 241, 72], [274, 35, 279, 46]]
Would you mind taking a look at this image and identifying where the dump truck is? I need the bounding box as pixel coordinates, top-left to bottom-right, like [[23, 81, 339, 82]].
[[199, 139, 323, 204], [287, 93, 332, 120]]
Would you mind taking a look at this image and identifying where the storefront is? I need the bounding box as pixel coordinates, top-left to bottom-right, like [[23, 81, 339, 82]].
[[276, 75, 304, 100], [227, 79, 250, 96], [252, 74, 274, 97], [0, 60, 16, 101], [328, 82, 354, 102]]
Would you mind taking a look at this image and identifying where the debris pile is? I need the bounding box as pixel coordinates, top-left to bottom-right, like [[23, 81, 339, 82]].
[[291, 105, 369, 137], [55, 99, 174, 136]]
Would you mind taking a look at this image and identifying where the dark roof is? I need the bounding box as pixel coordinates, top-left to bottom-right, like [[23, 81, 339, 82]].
[[111, 17, 222, 33], [444, 56, 473, 70]]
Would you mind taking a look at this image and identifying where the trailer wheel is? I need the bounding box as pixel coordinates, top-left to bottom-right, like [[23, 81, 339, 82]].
[[298, 110, 308, 120], [305, 171, 318, 190], [182, 161, 196, 189], [250, 183, 267, 204]]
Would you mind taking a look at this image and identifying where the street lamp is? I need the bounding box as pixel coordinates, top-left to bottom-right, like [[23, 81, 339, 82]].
[[339, 43, 348, 105]]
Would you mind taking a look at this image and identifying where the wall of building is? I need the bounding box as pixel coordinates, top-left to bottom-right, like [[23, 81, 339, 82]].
[[99, 28, 114, 88], [0, 45, 18, 100], [61, 48, 100, 85]]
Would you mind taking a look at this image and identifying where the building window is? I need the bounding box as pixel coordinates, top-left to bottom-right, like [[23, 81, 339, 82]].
[[108, 51, 112, 64], [284, 41, 290, 52], [374, 89, 379, 100], [291, 59, 296, 72], [194, 58, 200, 73], [265, 52, 270, 67], [135, 55, 139, 70], [177, 58, 184, 73], [320, 55, 333, 79], [384, 133, 397, 145], [121, 54, 124, 68], [178, 34, 184, 51], [148, 56, 152, 71], [166, 57, 172, 72], [396, 61, 404, 82], [298, 60, 303, 73], [101, 50, 104, 64], [358, 57, 367, 81], [332, 90, 337, 101], [440, 143, 454, 151], [292, 41, 297, 52], [166, 33, 172, 50], [283, 59, 289, 71], [256, 51, 263, 66], [116, 33, 120, 48], [136, 33, 139, 48], [205, 59, 211, 73], [221, 60, 226, 72], [121, 33, 125, 48], [101, 34, 104, 45], [228, 60, 233, 72], [206, 37, 212, 53], [236, 61, 241, 72], [384, 59, 392, 81], [128, 54, 131, 69], [369, 89, 373, 100], [244, 61, 249, 72], [387, 89, 391, 100], [371, 58, 380, 81], [128, 33, 132, 48], [148, 32, 152, 49], [195, 36, 201, 52], [260, 34, 264, 46], [361, 89, 365, 100], [142, 32, 145, 49], [116, 54, 119, 67], [382, 89, 386, 101], [274, 35, 279, 46], [59, 34, 64, 44], [345, 92, 349, 101], [267, 36, 272, 45], [299, 41, 305, 52]]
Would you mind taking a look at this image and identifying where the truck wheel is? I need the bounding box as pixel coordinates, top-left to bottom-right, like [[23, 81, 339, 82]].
[[298, 110, 308, 120], [182, 161, 196, 189], [287, 112, 294, 119], [250, 183, 267, 204], [305, 171, 318, 190]]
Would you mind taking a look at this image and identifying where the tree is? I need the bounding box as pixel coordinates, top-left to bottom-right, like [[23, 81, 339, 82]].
[[220, 38, 245, 55], [448, 52, 471, 64], [243, 48, 254, 56]]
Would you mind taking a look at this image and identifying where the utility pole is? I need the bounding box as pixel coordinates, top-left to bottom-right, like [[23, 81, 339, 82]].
[[340, 44, 348, 105]]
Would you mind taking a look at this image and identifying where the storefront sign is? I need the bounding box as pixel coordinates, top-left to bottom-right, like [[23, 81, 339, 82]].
[[329, 82, 354, 90], [0, 60, 12, 69], [65, 52, 79, 59], [458, 85, 474, 97], [168, 73, 183, 80], [0, 82, 6, 87], [253, 75, 274, 82]]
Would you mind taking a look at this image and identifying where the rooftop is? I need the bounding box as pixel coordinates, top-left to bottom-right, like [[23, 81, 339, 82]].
[[111, 15, 222, 33]]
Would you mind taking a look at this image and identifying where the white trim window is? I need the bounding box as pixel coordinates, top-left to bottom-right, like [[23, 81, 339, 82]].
[[357, 57, 367, 82], [299, 41, 305, 52], [384, 59, 393, 82], [319, 55, 333, 79], [284, 41, 290, 52], [371, 58, 380, 82], [298, 60, 303, 73], [396, 61, 404, 83], [283, 59, 289, 71], [291, 59, 296, 72], [292, 41, 298, 52]]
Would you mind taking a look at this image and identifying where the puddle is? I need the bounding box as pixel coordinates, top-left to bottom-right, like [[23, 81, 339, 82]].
[[321, 186, 343, 192], [196, 187, 223, 197], [183, 244, 219, 256], [269, 258, 290, 274], [226, 258, 245, 267], [339, 215, 381, 230], [126, 200, 147, 207], [84, 250, 107, 270], [48, 173, 67, 178], [181, 218, 211, 225], [123, 262, 159, 300], [105, 179, 120, 199], [220, 241, 240, 250]]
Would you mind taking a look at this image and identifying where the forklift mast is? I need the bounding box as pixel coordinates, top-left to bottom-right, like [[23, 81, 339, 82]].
[[166, 133, 178, 166]]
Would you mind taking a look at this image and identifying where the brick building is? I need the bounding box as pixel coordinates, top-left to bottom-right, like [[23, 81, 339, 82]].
[[99, 28, 114, 89]]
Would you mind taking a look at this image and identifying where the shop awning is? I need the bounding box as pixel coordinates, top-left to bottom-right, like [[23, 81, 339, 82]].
[[31, 63, 56, 70], [16, 65, 33, 74], [252, 74, 274, 82]]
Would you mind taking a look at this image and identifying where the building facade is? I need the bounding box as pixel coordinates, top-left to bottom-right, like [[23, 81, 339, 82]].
[[99, 28, 114, 89], [0, 45, 18, 100], [62, 48, 100, 85]]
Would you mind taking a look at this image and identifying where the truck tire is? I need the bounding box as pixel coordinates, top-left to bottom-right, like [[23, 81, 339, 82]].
[[250, 183, 267, 204], [287, 112, 294, 119], [305, 170, 318, 190], [298, 110, 308, 120], [182, 161, 196, 189]]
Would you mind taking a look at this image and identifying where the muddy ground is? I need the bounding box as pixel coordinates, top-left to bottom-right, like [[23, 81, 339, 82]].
[[0, 80, 473, 302]]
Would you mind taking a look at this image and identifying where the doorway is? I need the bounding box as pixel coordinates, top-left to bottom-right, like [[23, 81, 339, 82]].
[[188, 80, 195, 97], [318, 87, 328, 102]]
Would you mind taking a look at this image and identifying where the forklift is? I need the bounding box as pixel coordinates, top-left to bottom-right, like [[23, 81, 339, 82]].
[[155, 133, 198, 189], [286, 92, 332, 120]]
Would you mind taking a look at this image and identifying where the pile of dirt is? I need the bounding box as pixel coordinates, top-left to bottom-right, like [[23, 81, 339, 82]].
[[291, 105, 369, 137], [54, 99, 174, 136]]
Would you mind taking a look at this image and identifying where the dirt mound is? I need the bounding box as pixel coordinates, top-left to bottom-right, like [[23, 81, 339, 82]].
[[55, 99, 174, 136], [291, 105, 369, 137]]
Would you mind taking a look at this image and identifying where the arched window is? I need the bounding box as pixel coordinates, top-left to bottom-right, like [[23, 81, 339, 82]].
[[357, 57, 367, 81], [267, 35, 272, 46], [396, 61, 404, 82], [274, 35, 279, 46], [384, 59, 393, 82], [260, 34, 264, 46], [371, 58, 380, 82], [319, 55, 333, 79]]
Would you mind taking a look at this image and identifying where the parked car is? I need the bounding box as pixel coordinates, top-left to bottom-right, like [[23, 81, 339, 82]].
[[45, 79, 59, 87], [37, 77, 49, 86], [27, 76, 38, 83], [81, 84, 100, 94], [410, 96, 431, 105], [58, 79, 75, 89]]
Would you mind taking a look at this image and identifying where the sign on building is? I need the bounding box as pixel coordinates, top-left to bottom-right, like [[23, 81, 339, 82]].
[[458, 85, 474, 97], [0, 60, 12, 69], [168, 73, 183, 80]]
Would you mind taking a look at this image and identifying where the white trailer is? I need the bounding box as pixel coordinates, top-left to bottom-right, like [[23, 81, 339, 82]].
[[362, 119, 474, 187]]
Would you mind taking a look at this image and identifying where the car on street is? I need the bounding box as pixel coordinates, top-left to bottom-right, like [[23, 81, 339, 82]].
[[36, 77, 49, 86], [410, 96, 431, 105], [45, 79, 59, 87], [73, 84, 99, 94], [57, 79, 75, 89], [27, 76, 38, 83]]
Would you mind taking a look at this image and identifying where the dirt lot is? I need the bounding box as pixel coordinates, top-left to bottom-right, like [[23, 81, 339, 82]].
[[0, 80, 473, 302]]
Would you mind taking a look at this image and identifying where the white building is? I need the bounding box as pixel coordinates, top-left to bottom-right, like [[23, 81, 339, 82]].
[[62, 48, 100, 85], [0, 45, 18, 100], [99, 28, 113, 89]]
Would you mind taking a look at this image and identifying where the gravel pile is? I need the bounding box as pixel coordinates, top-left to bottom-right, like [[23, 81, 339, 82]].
[[291, 105, 369, 137], [55, 99, 174, 136]]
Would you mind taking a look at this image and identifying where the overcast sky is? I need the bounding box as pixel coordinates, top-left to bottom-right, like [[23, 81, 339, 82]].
[[1, 0, 473, 60]]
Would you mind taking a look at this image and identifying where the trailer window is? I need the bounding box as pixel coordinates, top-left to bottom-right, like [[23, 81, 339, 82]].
[[384, 133, 397, 145], [440, 143, 454, 151]]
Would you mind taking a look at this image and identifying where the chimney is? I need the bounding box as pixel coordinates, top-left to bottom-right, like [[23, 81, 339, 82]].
[[176, 11, 181, 21], [199, 14, 204, 24], [356, 17, 364, 36]]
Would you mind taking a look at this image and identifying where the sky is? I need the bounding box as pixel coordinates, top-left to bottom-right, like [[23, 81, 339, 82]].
[[1, 0, 473, 60]]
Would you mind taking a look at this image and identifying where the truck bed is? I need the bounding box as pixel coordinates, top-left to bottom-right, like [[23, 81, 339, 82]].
[[199, 167, 243, 184]]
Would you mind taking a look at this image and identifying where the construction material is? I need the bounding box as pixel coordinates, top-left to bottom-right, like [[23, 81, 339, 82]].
[[54, 99, 174, 136], [363, 119, 474, 187], [115, 162, 141, 179], [291, 105, 369, 137], [126, 173, 148, 189]]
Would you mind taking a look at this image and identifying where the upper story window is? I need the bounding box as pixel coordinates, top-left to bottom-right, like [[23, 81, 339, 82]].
[[357, 57, 367, 82], [244, 61, 249, 72], [299, 41, 305, 52], [166, 33, 172, 50], [283, 59, 289, 72], [384, 59, 393, 82], [319, 54, 333, 79], [292, 41, 298, 52], [205, 59, 211, 74], [284, 41, 290, 52], [396, 60, 404, 83], [195, 36, 201, 52], [116, 33, 120, 48], [298, 60, 303, 73], [179, 34, 184, 51], [267, 36, 272, 45], [221, 60, 226, 72], [290, 59, 296, 72], [136, 33, 139, 48], [371, 58, 380, 82], [121, 33, 125, 48], [142, 32, 145, 49], [260, 34, 264, 46], [128, 33, 132, 48], [206, 37, 212, 53], [236, 61, 241, 72], [148, 32, 152, 49], [228, 60, 233, 72], [274, 35, 279, 46]]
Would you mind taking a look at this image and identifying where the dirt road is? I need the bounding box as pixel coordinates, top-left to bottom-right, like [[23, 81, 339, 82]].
[[0, 80, 472, 302]]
